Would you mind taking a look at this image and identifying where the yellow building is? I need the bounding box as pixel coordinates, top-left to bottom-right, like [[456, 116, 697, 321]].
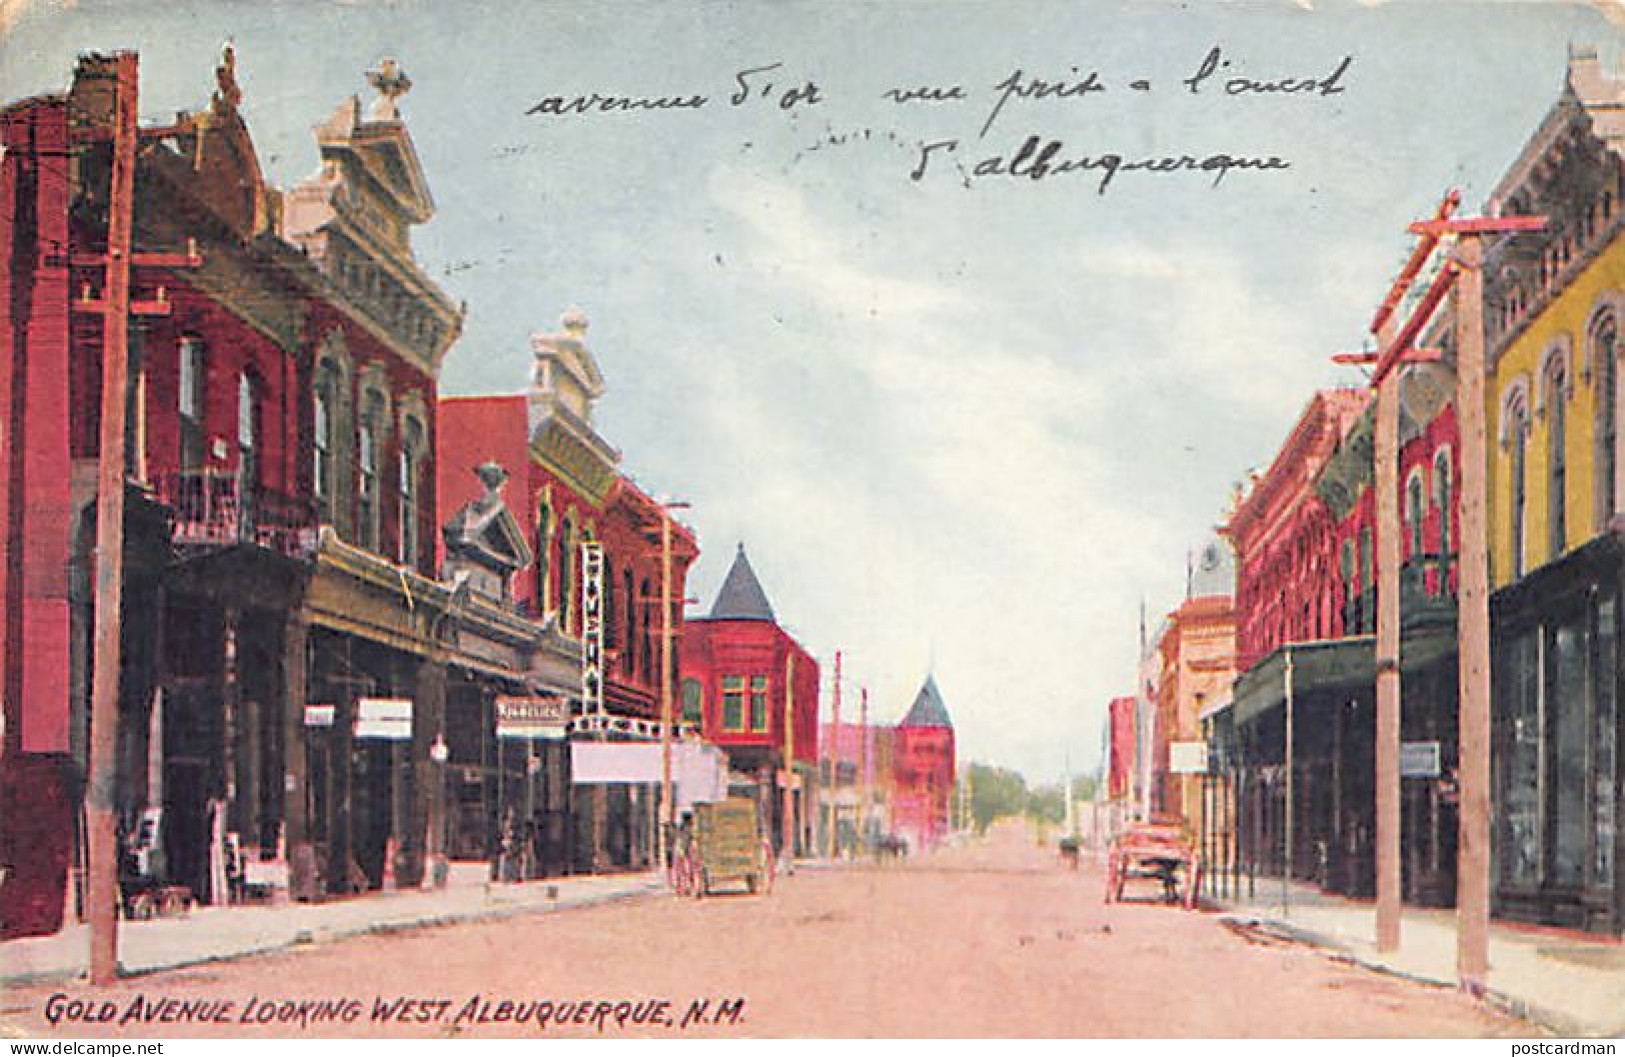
[[1484, 47, 1624, 935]]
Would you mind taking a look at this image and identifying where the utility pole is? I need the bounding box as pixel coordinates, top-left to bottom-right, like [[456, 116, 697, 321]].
[[782, 652, 796, 865], [859, 686, 870, 855], [826, 650, 841, 859], [1284, 646, 1294, 916], [1452, 231, 1494, 996], [1338, 195, 1544, 985], [658, 508, 673, 870], [1336, 190, 1461, 954], [86, 50, 140, 986]]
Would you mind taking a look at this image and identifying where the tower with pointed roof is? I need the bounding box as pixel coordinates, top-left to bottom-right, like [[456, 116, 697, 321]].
[[891, 674, 957, 852], [680, 543, 820, 857]]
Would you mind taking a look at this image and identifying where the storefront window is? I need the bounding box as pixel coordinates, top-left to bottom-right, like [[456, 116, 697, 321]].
[[1552, 620, 1588, 888], [1595, 599, 1617, 890], [1501, 629, 1542, 887]]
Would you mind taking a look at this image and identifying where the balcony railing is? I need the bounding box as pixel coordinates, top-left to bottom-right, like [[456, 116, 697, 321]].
[[1340, 554, 1457, 637], [1400, 552, 1457, 630], [155, 469, 318, 560]]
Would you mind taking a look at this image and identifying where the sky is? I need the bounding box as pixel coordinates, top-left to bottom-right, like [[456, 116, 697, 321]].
[[3, 0, 1620, 782]]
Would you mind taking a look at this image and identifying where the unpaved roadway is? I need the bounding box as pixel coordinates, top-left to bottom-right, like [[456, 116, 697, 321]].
[[2, 824, 1533, 1038]]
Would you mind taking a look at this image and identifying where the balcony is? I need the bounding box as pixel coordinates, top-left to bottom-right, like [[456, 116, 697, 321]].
[[155, 469, 318, 560], [1400, 552, 1457, 632], [1340, 555, 1457, 638]]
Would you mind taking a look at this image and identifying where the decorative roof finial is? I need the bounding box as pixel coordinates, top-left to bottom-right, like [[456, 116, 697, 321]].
[[561, 306, 589, 337], [366, 57, 412, 120], [212, 42, 242, 114]]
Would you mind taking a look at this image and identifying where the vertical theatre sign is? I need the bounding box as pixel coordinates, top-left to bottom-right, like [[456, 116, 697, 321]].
[[581, 541, 604, 726]]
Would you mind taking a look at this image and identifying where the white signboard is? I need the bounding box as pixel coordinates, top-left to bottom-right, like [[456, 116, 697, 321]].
[[1169, 740, 1208, 774], [303, 704, 335, 728], [496, 695, 570, 740], [355, 697, 413, 740], [1400, 740, 1442, 779], [581, 541, 604, 717]]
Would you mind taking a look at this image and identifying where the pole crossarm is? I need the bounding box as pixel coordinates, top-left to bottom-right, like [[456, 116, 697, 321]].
[[1371, 190, 1461, 335], [1408, 216, 1548, 237], [1370, 261, 1459, 387]]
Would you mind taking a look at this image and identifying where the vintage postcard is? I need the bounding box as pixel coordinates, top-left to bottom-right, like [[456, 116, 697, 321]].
[[2, 0, 1624, 1042]]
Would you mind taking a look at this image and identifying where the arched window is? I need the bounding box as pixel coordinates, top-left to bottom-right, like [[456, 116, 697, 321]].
[[640, 577, 654, 684], [1593, 309, 1619, 531], [623, 568, 636, 677], [1509, 399, 1530, 579], [559, 515, 577, 635], [358, 390, 385, 552], [1547, 355, 1569, 561], [178, 336, 207, 473], [311, 331, 354, 532], [313, 361, 336, 514], [238, 370, 259, 537], [534, 493, 553, 616], [398, 416, 424, 568], [1405, 469, 1426, 561], [1434, 449, 1454, 555]]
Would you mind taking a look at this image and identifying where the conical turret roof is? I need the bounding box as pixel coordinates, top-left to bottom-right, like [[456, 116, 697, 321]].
[[708, 543, 776, 622], [900, 674, 953, 729]]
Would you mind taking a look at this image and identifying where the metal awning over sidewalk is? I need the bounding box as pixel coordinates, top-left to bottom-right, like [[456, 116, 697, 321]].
[[1232, 636, 1375, 727]]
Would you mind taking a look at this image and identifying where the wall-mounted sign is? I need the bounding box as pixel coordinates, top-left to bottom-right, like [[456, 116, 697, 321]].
[[1169, 741, 1209, 774], [355, 697, 413, 740], [496, 695, 569, 740], [303, 704, 335, 728], [581, 541, 604, 718], [1400, 740, 1442, 779]]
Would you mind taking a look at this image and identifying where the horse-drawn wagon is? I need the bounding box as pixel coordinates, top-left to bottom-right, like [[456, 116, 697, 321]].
[[669, 797, 774, 898]]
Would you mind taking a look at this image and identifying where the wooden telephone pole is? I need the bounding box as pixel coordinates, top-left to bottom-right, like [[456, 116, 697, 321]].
[[782, 652, 796, 866], [74, 49, 213, 982], [85, 50, 141, 987], [1337, 194, 1543, 985]]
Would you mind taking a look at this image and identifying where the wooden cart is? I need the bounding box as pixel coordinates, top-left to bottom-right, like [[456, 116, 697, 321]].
[[1104, 820, 1201, 909], [671, 797, 774, 898]]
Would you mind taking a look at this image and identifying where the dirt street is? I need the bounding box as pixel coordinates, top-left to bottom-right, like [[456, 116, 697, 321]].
[[2, 825, 1532, 1038]]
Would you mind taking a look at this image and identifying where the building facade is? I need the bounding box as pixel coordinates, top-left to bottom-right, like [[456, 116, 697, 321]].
[[437, 312, 698, 876], [0, 48, 467, 934], [1484, 48, 1625, 934], [890, 675, 956, 853], [680, 545, 819, 856]]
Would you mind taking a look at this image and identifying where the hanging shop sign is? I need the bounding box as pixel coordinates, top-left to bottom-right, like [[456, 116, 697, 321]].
[[496, 695, 570, 740], [1400, 740, 1442, 779], [1169, 741, 1209, 774], [355, 697, 413, 740]]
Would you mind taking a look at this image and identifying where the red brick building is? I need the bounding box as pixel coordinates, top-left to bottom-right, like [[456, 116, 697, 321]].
[[680, 545, 819, 855], [889, 675, 956, 853], [1221, 375, 1462, 903], [1106, 695, 1137, 802], [0, 49, 466, 934], [437, 311, 698, 874]]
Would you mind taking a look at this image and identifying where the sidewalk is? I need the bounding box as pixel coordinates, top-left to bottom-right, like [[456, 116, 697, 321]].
[[1215, 877, 1625, 1037], [0, 864, 664, 987]]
